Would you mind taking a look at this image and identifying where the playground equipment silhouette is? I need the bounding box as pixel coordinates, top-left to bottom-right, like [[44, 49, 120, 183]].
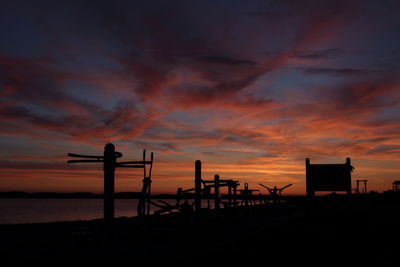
[[67, 143, 400, 246], [258, 183, 292, 204], [68, 143, 153, 233], [67, 143, 301, 227], [354, 179, 368, 194], [2, 144, 396, 267]]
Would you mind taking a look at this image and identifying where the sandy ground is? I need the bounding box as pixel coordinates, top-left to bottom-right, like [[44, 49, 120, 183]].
[[1, 194, 399, 266]]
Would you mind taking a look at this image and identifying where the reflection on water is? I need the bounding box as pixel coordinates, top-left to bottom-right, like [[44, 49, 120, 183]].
[[0, 198, 217, 224], [0, 198, 145, 224]]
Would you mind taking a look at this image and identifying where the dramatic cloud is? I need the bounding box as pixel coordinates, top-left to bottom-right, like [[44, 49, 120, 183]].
[[1, 0, 400, 194]]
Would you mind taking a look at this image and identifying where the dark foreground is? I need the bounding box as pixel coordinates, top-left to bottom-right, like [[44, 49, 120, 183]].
[[1, 194, 400, 267]]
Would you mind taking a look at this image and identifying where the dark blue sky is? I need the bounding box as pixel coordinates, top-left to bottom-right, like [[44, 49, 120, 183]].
[[0, 0, 399, 194]]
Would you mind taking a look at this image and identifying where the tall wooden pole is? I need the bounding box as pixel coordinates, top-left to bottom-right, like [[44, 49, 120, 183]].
[[214, 174, 220, 210], [244, 183, 249, 207], [346, 157, 352, 195], [306, 158, 314, 198], [233, 185, 237, 207], [103, 143, 116, 232], [195, 160, 202, 212], [228, 183, 232, 208]]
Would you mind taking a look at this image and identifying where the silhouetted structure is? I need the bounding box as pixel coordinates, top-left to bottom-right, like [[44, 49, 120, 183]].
[[150, 160, 240, 215], [222, 179, 240, 208], [306, 157, 353, 197], [392, 180, 400, 191], [67, 143, 154, 233], [202, 174, 240, 209], [195, 160, 202, 212], [258, 183, 292, 204], [238, 183, 259, 207], [121, 149, 154, 216], [355, 179, 368, 194], [191, 160, 240, 210], [68, 144, 121, 231], [149, 187, 193, 215]]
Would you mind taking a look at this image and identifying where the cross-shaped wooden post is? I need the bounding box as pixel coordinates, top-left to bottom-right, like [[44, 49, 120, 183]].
[[68, 143, 154, 234], [68, 143, 121, 233]]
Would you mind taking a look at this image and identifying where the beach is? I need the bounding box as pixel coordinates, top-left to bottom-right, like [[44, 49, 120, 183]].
[[1, 194, 399, 266]]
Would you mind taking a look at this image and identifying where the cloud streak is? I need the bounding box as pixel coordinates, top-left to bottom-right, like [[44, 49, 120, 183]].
[[1, 0, 400, 194]]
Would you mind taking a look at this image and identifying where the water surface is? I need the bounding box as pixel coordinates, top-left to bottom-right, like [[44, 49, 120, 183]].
[[0, 198, 144, 224]]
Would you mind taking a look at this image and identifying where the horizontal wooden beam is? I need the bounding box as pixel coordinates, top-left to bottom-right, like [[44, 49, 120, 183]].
[[67, 159, 103, 163], [116, 164, 145, 168], [117, 161, 152, 165], [67, 153, 103, 159], [238, 189, 260, 192]]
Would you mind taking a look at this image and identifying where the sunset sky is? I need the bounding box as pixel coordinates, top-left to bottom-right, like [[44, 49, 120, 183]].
[[1, 0, 399, 195]]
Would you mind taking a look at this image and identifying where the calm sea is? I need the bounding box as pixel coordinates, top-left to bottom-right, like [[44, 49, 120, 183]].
[[0, 198, 162, 224]]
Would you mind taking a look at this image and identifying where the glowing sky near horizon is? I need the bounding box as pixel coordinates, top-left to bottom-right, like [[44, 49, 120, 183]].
[[0, 0, 400, 195]]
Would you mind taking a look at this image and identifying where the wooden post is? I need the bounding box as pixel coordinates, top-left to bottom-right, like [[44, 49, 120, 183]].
[[244, 183, 249, 207], [346, 157, 352, 195], [195, 160, 202, 212], [147, 152, 154, 216], [228, 183, 232, 208], [103, 143, 116, 232], [214, 174, 220, 210], [233, 184, 237, 207], [364, 180, 367, 194], [306, 158, 314, 198]]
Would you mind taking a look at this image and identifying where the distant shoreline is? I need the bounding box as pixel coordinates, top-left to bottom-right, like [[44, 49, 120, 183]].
[[0, 191, 176, 199], [0, 191, 307, 199]]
